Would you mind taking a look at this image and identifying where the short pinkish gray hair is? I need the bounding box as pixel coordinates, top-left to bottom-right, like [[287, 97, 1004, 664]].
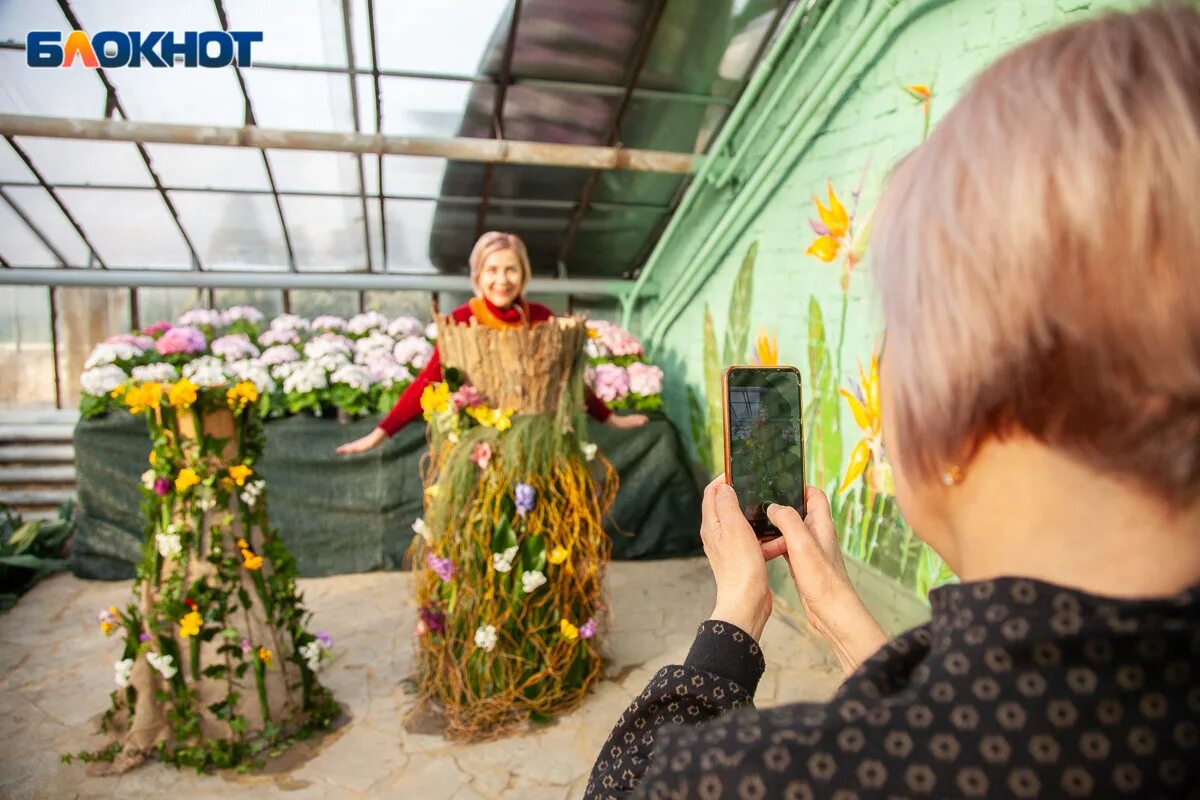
[[468, 231, 532, 296], [872, 3, 1200, 505]]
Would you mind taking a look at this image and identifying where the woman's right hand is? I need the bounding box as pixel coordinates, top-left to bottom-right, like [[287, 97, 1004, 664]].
[[335, 427, 387, 455], [761, 486, 889, 675]]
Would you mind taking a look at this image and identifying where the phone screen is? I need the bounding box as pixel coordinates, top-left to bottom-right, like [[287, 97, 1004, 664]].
[[725, 367, 806, 539]]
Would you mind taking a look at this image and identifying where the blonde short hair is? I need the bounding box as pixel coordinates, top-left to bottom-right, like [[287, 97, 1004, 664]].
[[468, 231, 532, 296], [873, 3, 1200, 505]]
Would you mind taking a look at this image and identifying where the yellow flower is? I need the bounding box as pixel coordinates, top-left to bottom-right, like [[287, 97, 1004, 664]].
[[755, 328, 779, 366], [236, 538, 249, 549], [586, 327, 601, 339], [226, 381, 259, 414], [167, 378, 199, 410], [124, 382, 163, 415], [548, 546, 569, 565], [174, 468, 200, 493], [148, 451, 157, 466], [805, 235, 840, 263], [560, 619, 579, 641], [258, 646, 273, 666], [420, 382, 451, 415], [228, 464, 253, 486], [814, 182, 849, 239], [179, 610, 203, 638], [110, 384, 128, 399], [425, 484, 440, 497], [906, 83, 931, 100], [494, 409, 514, 432], [100, 622, 115, 635], [241, 548, 263, 571], [838, 352, 886, 494], [219, 477, 234, 491]]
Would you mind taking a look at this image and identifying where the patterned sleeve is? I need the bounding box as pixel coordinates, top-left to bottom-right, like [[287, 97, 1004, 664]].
[[585, 620, 766, 799]]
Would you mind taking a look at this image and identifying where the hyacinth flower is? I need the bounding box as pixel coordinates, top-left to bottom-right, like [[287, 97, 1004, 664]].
[[426, 552, 455, 582], [514, 483, 536, 517], [838, 351, 893, 496]]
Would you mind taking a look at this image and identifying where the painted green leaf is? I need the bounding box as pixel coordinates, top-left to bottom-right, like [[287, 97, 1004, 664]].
[[687, 385, 712, 472], [806, 296, 842, 493], [703, 305, 724, 473], [722, 242, 757, 367]]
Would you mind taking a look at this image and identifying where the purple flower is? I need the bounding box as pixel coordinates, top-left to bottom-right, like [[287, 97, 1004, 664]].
[[316, 631, 333, 648], [138, 631, 150, 642], [211, 333, 260, 361], [425, 552, 455, 582], [417, 605, 446, 635], [240, 638, 252, 656], [258, 328, 301, 347], [153, 477, 171, 496], [591, 363, 630, 403], [515, 483, 536, 517], [579, 618, 597, 640], [155, 326, 206, 356]]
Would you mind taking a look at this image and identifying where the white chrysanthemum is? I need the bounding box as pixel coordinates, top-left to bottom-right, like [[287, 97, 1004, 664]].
[[156, 531, 183, 560], [491, 545, 519, 574], [177, 308, 223, 328], [387, 316, 425, 338], [220, 306, 264, 325], [130, 362, 179, 383], [521, 570, 547, 594], [182, 355, 229, 388], [347, 311, 389, 335], [114, 658, 135, 688], [269, 313, 311, 332], [393, 336, 434, 369], [283, 361, 329, 394], [211, 333, 260, 361], [146, 652, 177, 679], [311, 315, 348, 332], [260, 344, 300, 366], [227, 358, 276, 394], [81, 364, 128, 396], [331, 364, 374, 391], [84, 341, 142, 369], [474, 625, 498, 652]]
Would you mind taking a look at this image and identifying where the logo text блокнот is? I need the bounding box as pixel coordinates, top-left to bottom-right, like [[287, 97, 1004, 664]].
[[26, 30, 263, 68]]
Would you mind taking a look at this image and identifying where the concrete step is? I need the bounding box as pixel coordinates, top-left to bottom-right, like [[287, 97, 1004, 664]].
[[0, 408, 79, 426], [0, 424, 76, 443], [0, 444, 74, 464], [0, 488, 74, 508], [13, 508, 63, 523], [0, 465, 76, 484]]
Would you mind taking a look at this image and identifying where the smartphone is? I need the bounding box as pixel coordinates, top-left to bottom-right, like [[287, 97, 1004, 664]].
[[722, 366, 807, 540]]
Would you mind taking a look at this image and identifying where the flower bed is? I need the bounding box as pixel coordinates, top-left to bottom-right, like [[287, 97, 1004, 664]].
[[583, 319, 664, 412]]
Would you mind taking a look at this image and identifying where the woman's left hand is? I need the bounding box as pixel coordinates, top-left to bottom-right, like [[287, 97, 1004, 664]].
[[605, 413, 649, 429], [700, 476, 774, 641]]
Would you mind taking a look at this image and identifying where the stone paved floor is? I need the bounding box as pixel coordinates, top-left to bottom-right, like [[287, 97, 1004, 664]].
[[0, 559, 844, 799]]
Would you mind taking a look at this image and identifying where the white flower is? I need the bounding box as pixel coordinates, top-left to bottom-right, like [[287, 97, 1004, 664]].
[[353, 332, 396, 362], [425, 322, 438, 340], [156, 531, 182, 559], [114, 658, 135, 688], [269, 313, 311, 332], [521, 570, 547, 594], [492, 545, 519, 574], [182, 355, 229, 388], [387, 316, 425, 338], [582, 442, 598, 462], [347, 311, 389, 335], [311, 315, 348, 332], [393, 336, 434, 369], [331, 364, 374, 392], [411, 517, 430, 544], [304, 333, 354, 361], [196, 489, 216, 512], [141, 469, 156, 489], [584, 338, 606, 359], [365, 353, 413, 386], [84, 341, 143, 369], [130, 362, 179, 383], [228, 359, 276, 394], [146, 652, 177, 680], [299, 640, 325, 672], [81, 364, 128, 396], [177, 308, 224, 328], [314, 353, 351, 372], [283, 361, 329, 394], [474, 624, 498, 652], [220, 306, 264, 325], [240, 479, 265, 508], [211, 333, 260, 361], [260, 344, 300, 366], [258, 328, 301, 347]]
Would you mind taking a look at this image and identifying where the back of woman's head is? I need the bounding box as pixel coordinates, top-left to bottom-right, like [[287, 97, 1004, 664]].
[[873, 3, 1200, 506]]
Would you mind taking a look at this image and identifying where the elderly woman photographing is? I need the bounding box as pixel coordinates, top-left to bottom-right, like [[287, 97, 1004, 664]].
[[588, 5, 1200, 798]]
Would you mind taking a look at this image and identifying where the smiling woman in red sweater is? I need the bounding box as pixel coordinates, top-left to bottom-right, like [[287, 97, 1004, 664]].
[[336, 232, 646, 454]]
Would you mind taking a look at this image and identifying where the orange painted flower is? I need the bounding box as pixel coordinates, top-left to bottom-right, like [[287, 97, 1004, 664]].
[[905, 83, 931, 100], [755, 328, 779, 366], [838, 351, 891, 495], [806, 182, 851, 264]]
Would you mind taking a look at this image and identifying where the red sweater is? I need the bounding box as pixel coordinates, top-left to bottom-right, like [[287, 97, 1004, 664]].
[[378, 297, 612, 436]]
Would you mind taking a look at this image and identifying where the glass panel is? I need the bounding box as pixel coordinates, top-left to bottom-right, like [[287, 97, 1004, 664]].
[[365, 193, 383, 274], [378, 76, 484, 138], [501, 86, 610, 146], [0, 0, 64, 44], [0, 140, 35, 183], [138, 288, 207, 326], [509, 3, 639, 86], [376, 155, 448, 198], [566, 207, 663, 278], [56, 286, 133, 405], [385, 199, 441, 271], [243, 69, 355, 132], [349, 0, 508, 74], [717, 2, 781, 86], [56, 188, 192, 268], [0, 50, 108, 119], [13, 138, 154, 188], [168, 190, 289, 270], [0, 197, 59, 266], [355, 74, 378, 134], [617, 97, 718, 151], [278, 196, 366, 270], [479, 203, 569, 276], [267, 151, 361, 194], [287, 290, 360, 318], [364, 290, 433, 320], [0, 287, 55, 406], [0, 286, 51, 343], [212, 289, 284, 319], [592, 170, 685, 207], [145, 144, 271, 191], [4, 186, 94, 266], [225, 0, 348, 68], [440, 162, 590, 203]]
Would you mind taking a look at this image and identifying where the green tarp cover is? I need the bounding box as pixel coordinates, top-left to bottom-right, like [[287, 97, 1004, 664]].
[[71, 413, 704, 580]]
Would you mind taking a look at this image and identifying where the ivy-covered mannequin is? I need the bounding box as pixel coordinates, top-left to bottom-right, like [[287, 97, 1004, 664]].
[[85, 378, 338, 773]]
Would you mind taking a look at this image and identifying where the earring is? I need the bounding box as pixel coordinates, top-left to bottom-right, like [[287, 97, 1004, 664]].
[[941, 465, 965, 486]]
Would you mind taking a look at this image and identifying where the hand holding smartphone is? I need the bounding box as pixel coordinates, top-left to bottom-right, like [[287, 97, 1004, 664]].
[[722, 366, 807, 541]]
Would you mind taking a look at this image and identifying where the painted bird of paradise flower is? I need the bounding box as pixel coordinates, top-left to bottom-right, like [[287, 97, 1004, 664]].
[[902, 83, 934, 141], [753, 327, 779, 366], [837, 350, 894, 497], [805, 177, 871, 292]]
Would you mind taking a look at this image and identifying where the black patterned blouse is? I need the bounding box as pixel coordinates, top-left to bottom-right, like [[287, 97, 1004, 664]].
[[586, 577, 1200, 799]]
